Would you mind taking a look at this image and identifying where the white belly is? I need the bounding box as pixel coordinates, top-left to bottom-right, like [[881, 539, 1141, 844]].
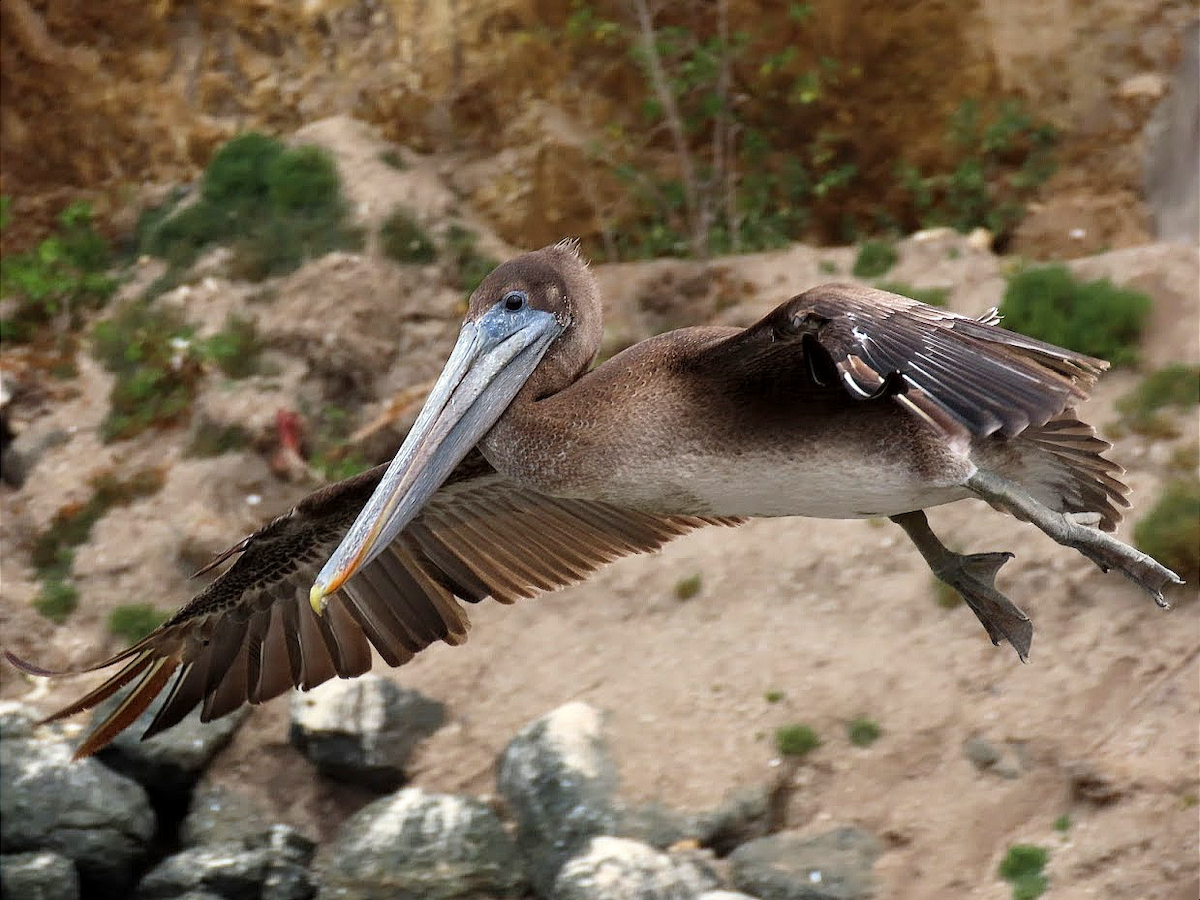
[[593, 450, 974, 519]]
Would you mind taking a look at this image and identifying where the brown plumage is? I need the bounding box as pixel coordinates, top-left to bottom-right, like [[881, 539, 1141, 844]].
[[6, 240, 1179, 757]]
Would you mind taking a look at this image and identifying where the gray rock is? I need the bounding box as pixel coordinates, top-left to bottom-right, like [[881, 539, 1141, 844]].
[[691, 783, 774, 855], [698, 893, 761, 900], [729, 827, 881, 900], [617, 801, 693, 849], [134, 839, 315, 900], [319, 786, 525, 900], [288, 675, 446, 791], [93, 689, 248, 809], [0, 851, 80, 900], [0, 736, 155, 897], [0, 701, 36, 740], [1144, 21, 1199, 244], [497, 702, 621, 896], [963, 736, 1022, 779], [181, 783, 270, 847], [553, 837, 720, 900]]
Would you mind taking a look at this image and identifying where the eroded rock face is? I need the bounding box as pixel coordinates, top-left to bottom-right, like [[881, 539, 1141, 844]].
[[0, 729, 156, 897], [553, 836, 721, 900], [0, 850, 80, 900], [496, 701, 622, 896], [729, 827, 881, 900], [288, 675, 446, 791], [318, 786, 526, 900]]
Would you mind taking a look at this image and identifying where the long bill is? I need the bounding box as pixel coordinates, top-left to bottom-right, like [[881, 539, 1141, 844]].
[[309, 303, 564, 613]]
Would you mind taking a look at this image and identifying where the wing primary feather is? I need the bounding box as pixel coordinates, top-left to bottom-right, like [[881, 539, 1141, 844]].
[[74, 657, 177, 759]]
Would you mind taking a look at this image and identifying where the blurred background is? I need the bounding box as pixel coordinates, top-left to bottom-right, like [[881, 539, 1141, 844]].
[[1, 3, 1197, 900]]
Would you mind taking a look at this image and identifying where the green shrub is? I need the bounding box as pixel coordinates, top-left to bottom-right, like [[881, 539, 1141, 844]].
[[875, 280, 950, 307], [999, 266, 1151, 365], [1052, 814, 1071, 832], [1, 201, 117, 342], [186, 421, 254, 458], [1115, 364, 1200, 435], [775, 723, 820, 757], [29, 470, 163, 623], [379, 149, 407, 170], [1134, 479, 1200, 584], [199, 314, 263, 379], [847, 717, 881, 747], [445, 225, 499, 293], [139, 133, 361, 284], [108, 604, 167, 643], [852, 240, 898, 278], [380, 209, 437, 264], [998, 844, 1048, 900], [764, 689, 786, 703], [93, 301, 203, 441], [673, 573, 702, 600]]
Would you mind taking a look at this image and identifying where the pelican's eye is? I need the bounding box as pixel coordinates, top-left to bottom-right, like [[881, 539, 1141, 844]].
[[502, 290, 528, 312]]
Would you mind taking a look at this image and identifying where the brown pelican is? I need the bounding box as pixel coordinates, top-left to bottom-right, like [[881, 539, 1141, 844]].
[[7, 240, 1181, 757]]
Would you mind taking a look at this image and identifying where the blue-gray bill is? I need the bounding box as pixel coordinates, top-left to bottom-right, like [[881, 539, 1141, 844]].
[[309, 302, 564, 613]]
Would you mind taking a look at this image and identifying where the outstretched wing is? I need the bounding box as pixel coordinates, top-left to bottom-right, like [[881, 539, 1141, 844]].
[[733, 283, 1108, 440], [7, 451, 741, 757]]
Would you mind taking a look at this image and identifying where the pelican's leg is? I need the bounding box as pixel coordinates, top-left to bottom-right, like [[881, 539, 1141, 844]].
[[890, 510, 1032, 661], [967, 469, 1182, 607]]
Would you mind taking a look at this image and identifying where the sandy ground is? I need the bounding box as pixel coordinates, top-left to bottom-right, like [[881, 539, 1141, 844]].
[[1, 119, 1197, 900]]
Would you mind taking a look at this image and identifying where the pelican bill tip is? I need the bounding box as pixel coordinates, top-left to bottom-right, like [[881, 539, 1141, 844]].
[[309, 582, 330, 616]]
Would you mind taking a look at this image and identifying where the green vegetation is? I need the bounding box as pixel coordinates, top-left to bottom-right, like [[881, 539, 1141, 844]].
[[875, 280, 950, 307], [92, 303, 261, 441], [673, 573, 703, 601], [900, 98, 1057, 238], [307, 403, 372, 482], [998, 844, 1048, 900], [1052, 814, 1071, 832], [847, 716, 881, 747], [30, 470, 164, 623], [851, 240, 898, 278], [380, 208, 438, 264], [1114, 364, 1200, 436], [444, 225, 499, 293], [559, 8, 1055, 259], [198, 313, 263, 379], [137, 133, 362, 285], [92, 301, 203, 441], [186, 421, 254, 458], [108, 604, 167, 643], [379, 149, 407, 170], [764, 689, 786, 704], [775, 723, 821, 758], [998, 266, 1151, 365], [1134, 479, 1200, 584], [1, 201, 117, 343]]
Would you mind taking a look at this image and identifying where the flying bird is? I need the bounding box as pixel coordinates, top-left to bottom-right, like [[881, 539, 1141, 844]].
[[7, 240, 1180, 757]]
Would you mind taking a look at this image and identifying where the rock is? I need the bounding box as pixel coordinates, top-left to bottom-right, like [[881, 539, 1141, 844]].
[[319, 786, 526, 900], [0, 851, 80, 900], [0, 701, 36, 740], [93, 689, 249, 811], [497, 702, 621, 896], [553, 836, 720, 900], [0, 736, 155, 897], [698, 893, 761, 900], [616, 801, 693, 850], [1144, 21, 1200, 244], [729, 827, 881, 900], [691, 783, 774, 855], [134, 835, 316, 900], [181, 783, 270, 847], [963, 736, 1022, 779], [288, 675, 446, 791]]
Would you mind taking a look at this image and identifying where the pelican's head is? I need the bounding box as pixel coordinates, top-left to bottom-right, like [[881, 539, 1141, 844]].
[[309, 240, 598, 611]]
